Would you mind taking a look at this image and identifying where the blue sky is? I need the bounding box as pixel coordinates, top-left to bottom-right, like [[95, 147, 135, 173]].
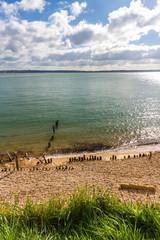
[[0, 0, 160, 70]]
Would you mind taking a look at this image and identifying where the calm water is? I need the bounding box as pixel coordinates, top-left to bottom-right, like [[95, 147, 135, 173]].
[[0, 72, 160, 154]]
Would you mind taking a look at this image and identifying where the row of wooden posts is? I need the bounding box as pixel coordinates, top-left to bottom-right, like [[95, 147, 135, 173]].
[[0, 155, 53, 172], [110, 152, 152, 160], [56, 165, 74, 170], [1, 167, 51, 172], [1, 165, 74, 172], [46, 120, 59, 151], [124, 152, 152, 159], [12, 151, 153, 171], [69, 155, 102, 163], [1, 151, 153, 172], [37, 157, 53, 165]]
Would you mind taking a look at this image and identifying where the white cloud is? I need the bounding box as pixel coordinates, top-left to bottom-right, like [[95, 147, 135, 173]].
[[1, 0, 160, 70], [0, 1, 18, 15], [67, 20, 106, 46], [58, 1, 68, 6], [0, 0, 47, 16], [70, 1, 87, 16], [107, 0, 160, 44], [18, 0, 46, 12], [48, 2, 87, 34], [49, 10, 74, 33]]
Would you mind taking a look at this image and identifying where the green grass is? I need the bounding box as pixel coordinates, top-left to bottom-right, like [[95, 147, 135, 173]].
[[0, 185, 160, 239]]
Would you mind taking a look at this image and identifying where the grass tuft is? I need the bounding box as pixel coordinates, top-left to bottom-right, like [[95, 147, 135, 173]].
[[0, 185, 160, 239]]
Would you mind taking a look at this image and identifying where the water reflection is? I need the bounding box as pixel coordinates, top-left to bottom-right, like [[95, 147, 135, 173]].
[[138, 72, 160, 86]]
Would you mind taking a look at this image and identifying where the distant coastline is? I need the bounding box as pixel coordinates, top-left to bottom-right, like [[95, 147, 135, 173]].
[[0, 69, 160, 73]]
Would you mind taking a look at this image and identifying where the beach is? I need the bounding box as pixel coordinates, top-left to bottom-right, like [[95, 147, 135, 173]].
[[0, 148, 160, 205]]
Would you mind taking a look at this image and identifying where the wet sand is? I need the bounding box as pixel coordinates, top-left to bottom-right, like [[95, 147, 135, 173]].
[[0, 149, 160, 205]]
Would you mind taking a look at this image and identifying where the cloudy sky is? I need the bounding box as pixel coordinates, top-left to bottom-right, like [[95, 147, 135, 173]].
[[0, 0, 160, 70]]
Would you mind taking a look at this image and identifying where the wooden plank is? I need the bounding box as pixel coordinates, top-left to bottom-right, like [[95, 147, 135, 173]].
[[120, 184, 156, 192]]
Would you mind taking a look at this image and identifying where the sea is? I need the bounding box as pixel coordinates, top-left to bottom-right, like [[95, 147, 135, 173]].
[[0, 72, 160, 155]]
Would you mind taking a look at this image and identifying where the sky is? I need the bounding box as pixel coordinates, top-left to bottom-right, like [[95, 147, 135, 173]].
[[0, 0, 160, 70]]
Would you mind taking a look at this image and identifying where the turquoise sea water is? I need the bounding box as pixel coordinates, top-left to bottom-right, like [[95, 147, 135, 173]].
[[0, 72, 160, 154]]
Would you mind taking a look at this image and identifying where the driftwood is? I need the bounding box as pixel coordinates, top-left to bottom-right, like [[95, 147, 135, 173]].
[[120, 184, 156, 192], [7, 152, 12, 162]]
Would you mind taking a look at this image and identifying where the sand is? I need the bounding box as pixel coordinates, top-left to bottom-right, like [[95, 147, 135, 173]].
[[0, 149, 160, 205]]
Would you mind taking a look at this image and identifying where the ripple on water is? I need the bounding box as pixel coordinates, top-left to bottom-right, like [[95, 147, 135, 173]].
[[0, 72, 160, 153]]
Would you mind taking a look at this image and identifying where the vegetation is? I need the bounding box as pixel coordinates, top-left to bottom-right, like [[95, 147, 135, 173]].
[[0, 185, 160, 239]]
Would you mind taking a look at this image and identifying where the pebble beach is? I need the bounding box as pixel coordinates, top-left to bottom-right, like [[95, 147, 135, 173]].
[[0, 149, 160, 205]]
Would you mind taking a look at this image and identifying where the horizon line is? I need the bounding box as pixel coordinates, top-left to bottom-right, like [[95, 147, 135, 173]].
[[0, 69, 160, 73]]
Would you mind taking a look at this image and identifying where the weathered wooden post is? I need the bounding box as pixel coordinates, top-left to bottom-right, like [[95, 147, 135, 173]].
[[48, 142, 51, 148], [15, 156, 19, 171], [50, 136, 54, 141], [149, 151, 152, 160]]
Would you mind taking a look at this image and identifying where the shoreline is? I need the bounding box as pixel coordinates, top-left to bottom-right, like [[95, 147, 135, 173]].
[[43, 143, 160, 166], [1, 142, 160, 165], [26, 142, 160, 168]]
